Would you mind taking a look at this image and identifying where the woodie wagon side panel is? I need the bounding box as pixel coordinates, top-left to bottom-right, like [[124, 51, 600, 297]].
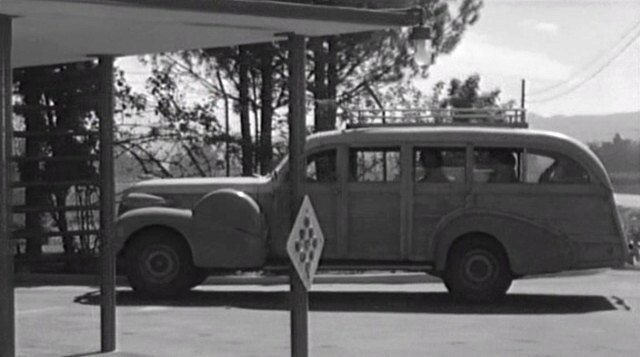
[[429, 209, 578, 276]]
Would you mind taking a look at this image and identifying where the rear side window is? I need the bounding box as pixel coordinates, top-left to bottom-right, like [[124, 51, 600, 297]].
[[473, 148, 522, 183], [414, 147, 466, 183], [525, 151, 590, 184], [350, 147, 400, 182]]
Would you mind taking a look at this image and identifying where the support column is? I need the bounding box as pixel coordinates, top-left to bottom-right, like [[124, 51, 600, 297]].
[[0, 14, 14, 357], [287, 34, 308, 357], [97, 55, 116, 353]]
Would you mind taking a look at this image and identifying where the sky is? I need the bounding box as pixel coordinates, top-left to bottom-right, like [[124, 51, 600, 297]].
[[422, 0, 640, 116], [119, 0, 640, 118]]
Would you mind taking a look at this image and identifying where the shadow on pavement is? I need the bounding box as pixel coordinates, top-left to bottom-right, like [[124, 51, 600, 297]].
[[61, 352, 149, 357], [74, 290, 619, 315]]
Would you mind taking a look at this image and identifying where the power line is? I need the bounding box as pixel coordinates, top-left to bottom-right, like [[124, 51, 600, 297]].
[[528, 23, 640, 103], [529, 16, 640, 97]]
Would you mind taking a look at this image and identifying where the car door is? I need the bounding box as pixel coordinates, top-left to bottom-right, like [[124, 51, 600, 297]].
[[305, 148, 343, 259], [345, 146, 403, 260], [410, 145, 469, 260]]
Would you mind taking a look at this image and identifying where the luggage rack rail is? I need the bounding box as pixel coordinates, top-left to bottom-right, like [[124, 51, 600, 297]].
[[344, 108, 528, 128]]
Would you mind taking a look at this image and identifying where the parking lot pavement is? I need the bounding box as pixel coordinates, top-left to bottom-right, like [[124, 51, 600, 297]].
[[15, 269, 640, 357]]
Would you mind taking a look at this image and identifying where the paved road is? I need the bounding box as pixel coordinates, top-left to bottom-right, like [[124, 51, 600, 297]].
[[15, 269, 640, 357]]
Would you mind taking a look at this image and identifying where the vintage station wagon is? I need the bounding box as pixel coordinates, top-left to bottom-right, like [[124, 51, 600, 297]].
[[116, 117, 628, 301]]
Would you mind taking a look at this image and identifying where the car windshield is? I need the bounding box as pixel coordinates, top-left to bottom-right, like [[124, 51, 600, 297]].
[[270, 155, 289, 178]]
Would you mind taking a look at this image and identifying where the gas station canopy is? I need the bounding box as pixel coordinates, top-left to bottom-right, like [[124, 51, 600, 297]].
[[1, 0, 417, 68]]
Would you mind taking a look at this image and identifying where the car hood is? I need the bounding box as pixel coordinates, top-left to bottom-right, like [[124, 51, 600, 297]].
[[125, 176, 272, 197]]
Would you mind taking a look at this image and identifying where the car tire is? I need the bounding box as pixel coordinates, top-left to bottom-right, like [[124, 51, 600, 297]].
[[125, 228, 198, 297], [443, 236, 513, 303]]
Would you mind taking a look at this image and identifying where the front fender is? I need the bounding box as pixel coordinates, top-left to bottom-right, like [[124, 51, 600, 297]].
[[115, 207, 193, 254], [191, 189, 268, 268], [430, 209, 578, 276]]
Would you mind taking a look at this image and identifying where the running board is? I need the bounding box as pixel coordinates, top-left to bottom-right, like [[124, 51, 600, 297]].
[[263, 262, 436, 273]]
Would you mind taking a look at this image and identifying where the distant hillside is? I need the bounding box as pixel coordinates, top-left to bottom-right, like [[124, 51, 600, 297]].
[[528, 111, 640, 144]]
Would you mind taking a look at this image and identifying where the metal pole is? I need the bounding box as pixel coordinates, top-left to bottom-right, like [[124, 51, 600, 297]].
[[97, 55, 116, 353], [0, 14, 15, 357], [288, 34, 308, 357]]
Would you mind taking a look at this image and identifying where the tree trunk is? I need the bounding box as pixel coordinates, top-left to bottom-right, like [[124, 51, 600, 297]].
[[215, 70, 231, 176], [312, 37, 338, 132], [259, 45, 274, 174], [239, 46, 253, 176], [311, 38, 327, 132], [326, 37, 338, 129]]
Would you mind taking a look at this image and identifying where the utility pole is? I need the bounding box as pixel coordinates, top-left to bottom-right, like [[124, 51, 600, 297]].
[[521, 78, 527, 123]]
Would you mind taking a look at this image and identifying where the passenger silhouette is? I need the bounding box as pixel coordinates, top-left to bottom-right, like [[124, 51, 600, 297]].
[[419, 150, 449, 183]]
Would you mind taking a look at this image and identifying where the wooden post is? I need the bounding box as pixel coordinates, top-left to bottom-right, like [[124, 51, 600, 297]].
[[0, 14, 14, 357], [288, 33, 308, 357], [97, 55, 116, 353]]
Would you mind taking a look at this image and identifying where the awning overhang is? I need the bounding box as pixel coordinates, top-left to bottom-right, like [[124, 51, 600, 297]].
[[0, 0, 418, 68]]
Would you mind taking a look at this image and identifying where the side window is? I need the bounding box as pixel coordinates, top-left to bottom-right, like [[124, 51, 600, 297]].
[[525, 151, 590, 184], [306, 149, 337, 182], [474, 148, 522, 183], [414, 147, 466, 183], [349, 147, 400, 182]]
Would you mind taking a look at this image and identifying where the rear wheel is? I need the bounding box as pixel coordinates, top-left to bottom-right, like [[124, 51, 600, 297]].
[[125, 228, 199, 297], [443, 236, 513, 303]]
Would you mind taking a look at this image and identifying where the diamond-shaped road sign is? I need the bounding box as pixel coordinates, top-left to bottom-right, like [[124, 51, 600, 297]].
[[286, 195, 325, 290]]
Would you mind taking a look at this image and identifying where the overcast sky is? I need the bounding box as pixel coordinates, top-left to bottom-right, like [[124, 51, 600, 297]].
[[423, 0, 640, 116]]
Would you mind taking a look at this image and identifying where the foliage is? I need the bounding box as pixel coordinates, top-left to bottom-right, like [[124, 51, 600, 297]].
[[618, 205, 640, 265], [589, 134, 640, 174], [13, 62, 101, 257], [115, 0, 484, 177], [116, 59, 230, 178], [312, 0, 484, 129], [432, 74, 513, 109]]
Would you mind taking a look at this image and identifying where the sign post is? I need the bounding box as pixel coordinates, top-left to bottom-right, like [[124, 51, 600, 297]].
[[287, 196, 325, 357], [287, 196, 326, 291], [287, 33, 308, 357]]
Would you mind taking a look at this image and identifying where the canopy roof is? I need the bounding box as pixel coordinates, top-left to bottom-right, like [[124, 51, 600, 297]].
[[0, 0, 417, 68]]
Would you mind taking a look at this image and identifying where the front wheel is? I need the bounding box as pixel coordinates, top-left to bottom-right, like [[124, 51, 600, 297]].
[[125, 228, 199, 297], [443, 236, 513, 303]]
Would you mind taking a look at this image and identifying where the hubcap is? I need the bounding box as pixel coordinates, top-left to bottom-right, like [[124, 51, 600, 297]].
[[141, 245, 180, 283], [464, 252, 495, 283]]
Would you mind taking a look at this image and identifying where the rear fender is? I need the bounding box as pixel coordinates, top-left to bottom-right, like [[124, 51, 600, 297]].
[[430, 209, 578, 275]]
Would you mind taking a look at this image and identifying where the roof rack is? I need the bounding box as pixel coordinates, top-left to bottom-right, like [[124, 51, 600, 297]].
[[343, 108, 528, 129]]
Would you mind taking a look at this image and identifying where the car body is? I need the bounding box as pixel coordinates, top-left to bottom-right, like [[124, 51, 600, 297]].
[[116, 125, 628, 300]]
